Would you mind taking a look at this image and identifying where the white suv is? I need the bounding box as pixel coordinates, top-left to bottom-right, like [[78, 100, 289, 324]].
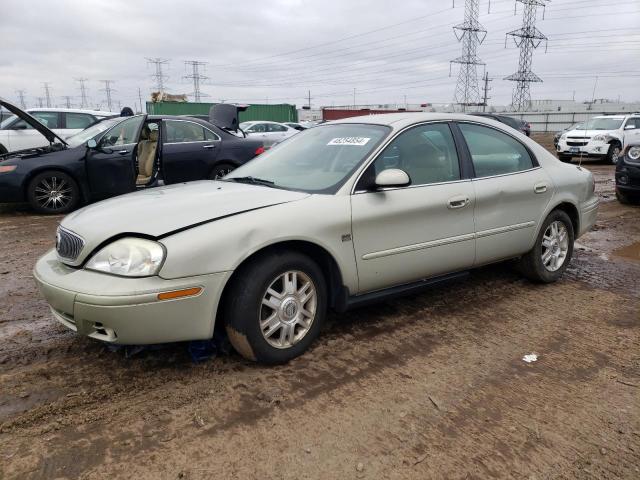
[[556, 114, 640, 164]]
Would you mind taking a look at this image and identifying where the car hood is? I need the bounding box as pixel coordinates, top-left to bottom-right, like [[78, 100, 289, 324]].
[[0, 97, 68, 146], [60, 181, 310, 265], [564, 129, 616, 138]]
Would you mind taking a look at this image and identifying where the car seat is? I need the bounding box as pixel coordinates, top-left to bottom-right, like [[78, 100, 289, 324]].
[[136, 127, 158, 185]]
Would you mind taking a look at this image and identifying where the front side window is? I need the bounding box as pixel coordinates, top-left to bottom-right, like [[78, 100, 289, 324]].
[[459, 123, 534, 178], [12, 111, 60, 130], [247, 123, 267, 133], [65, 113, 95, 129], [99, 115, 144, 147], [624, 118, 640, 130], [165, 120, 206, 143], [225, 123, 390, 193], [268, 123, 287, 132], [368, 123, 460, 186]]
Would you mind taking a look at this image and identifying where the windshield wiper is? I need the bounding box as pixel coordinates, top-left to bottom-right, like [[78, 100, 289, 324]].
[[226, 176, 275, 187]]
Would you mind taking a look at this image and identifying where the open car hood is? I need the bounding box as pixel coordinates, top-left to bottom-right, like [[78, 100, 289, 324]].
[[209, 103, 248, 132], [0, 97, 68, 146]]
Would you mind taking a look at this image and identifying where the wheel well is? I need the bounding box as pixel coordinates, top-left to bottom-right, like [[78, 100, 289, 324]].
[[554, 202, 579, 234], [214, 240, 344, 331]]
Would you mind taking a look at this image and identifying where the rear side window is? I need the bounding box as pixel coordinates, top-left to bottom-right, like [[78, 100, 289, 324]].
[[65, 113, 95, 129], [459, 123, 534, 178], [165, 120, 206, 143]]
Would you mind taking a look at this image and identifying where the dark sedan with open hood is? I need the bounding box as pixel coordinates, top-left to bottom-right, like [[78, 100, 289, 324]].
[[0, 99, 264, 213]]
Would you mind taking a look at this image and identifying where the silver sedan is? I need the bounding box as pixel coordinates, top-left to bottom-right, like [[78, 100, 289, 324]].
[[34, 113, 599, 363]]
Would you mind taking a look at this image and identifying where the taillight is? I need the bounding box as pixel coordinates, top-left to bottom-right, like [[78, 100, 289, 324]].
[[255, 146, 265, 155]]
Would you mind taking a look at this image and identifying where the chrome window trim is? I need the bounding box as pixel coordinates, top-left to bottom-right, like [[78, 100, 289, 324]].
[[163, 118, 221, 143], [470, 165, 542, 181]]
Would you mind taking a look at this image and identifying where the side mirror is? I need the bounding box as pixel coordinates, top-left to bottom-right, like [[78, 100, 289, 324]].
[[86, 139, 97, 149], [374, 169, 410, 189], [624, 124, 635, 130]]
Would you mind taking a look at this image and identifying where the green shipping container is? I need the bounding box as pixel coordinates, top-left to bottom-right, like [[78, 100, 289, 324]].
[[145, 102, 298, 122]]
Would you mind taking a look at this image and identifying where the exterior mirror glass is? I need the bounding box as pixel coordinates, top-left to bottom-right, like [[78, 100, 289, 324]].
[[374, 168, 410, 188], [86, 139, 97, 149]]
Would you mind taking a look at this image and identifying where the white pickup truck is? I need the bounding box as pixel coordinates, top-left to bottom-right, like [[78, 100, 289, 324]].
[[556, 114, 640, 164]]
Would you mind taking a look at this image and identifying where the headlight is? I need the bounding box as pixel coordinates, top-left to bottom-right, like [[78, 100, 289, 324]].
[[593, 134, 608, 142], [560, 134, 567, 141], [85, 237, 165, 277], [628, 146, 640, 161]]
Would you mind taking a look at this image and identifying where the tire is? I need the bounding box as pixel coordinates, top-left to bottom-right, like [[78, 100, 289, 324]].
[[518, 210, 575, 283], [224, 251, 327, 364], [26, 170, 80, 214], [0, 143, 7, 155], [558, 154, 572, 163], [209, 162, 235, 180], [606, 143, 622, 165], [616, 189, 639, 205]]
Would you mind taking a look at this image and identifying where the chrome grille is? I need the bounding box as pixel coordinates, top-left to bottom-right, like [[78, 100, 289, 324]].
[[56, 227, 84, 261]]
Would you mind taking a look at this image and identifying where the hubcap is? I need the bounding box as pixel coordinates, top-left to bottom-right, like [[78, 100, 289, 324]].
[[35, 176, 72, 210], [259, 270, 317, 349], [612, 147, 621, 164], [541, 221, 569, 272]]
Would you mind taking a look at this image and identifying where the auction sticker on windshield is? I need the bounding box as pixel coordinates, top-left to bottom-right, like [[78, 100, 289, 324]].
[[327, 137, 371, 146]]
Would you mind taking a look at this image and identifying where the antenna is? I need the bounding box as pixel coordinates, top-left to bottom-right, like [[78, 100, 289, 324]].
[[183, 60, 209, 102], [504, 0, 550, 111], [450, 0, 487, 111], [75, 78, 90, 108], [146, 57, 170, 95]]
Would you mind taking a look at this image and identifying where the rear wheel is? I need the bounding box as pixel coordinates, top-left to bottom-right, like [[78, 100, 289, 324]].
[[26, 171, 80, 214], [518, 210, 574, 283], [209, 162, 235, 180], [606, 143, 622, 165], [224, 251, 327, 364]]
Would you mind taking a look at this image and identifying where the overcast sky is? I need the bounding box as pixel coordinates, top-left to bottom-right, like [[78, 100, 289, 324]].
[[1, 0, 639, 112]]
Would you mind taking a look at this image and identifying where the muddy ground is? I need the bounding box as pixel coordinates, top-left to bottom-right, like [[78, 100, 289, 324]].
[[1, 135, 639, 479]]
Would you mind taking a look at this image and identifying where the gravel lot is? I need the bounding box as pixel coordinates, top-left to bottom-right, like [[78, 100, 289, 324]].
[[1, 134, 639, 479]]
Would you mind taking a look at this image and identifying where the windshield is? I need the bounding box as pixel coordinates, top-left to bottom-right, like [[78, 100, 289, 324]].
[[225, 123, 391, 193], [65, 117, 127, 148], [583, 118, 624, 130]]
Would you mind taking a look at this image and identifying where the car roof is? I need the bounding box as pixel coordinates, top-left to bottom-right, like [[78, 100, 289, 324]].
[[330, 112, 506, 130], [26, 108, 114, 116]]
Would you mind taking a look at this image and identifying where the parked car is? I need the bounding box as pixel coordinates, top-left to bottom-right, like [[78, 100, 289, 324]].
[[615, 142, 640, 204], [0, 99, 264, 213], [33, 112, 598, 364], [0, 107, 113, 153], [239, 120, 298, 148], [283, 122, 307, 131], [470, 113, 530, 136], [556, 114, 640, 164], [554, 122, 583, 148]]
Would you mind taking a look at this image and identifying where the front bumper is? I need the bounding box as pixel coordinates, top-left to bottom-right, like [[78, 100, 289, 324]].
[[557, 139, 609, 157], [33, 249, 231, 345]]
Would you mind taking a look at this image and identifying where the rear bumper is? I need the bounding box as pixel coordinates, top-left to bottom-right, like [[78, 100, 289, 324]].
[[33, 249, 231, 345], [578, 196, 600, 237]]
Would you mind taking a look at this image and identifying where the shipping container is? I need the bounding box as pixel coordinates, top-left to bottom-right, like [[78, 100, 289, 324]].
[[146, 102, 298, 122], [322, 108, 419, 121]]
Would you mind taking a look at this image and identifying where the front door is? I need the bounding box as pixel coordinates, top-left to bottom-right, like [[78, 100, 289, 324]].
[[162, 119, 221, 183], [85, 115, 145, 200], [5, 111, 61, 151], [456, 122, 553, 265], [351, 122, 476, 294]]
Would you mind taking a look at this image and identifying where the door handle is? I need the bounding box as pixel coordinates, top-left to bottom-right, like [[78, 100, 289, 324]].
[[534, 183, 548, 194], [447, 196, 470, 209], [203, 144, 216, 149], [117, 150, 129, 155]]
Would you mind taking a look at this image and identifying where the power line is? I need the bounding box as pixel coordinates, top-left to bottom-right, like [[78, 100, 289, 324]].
[[15, 90, 26, 109], [183, 60, 209, 102], [504, 0, 549, 111], [100, 80, 115, 111], [43, 82, 52, 108], [61, 96, 73, 108], [75, 78, 89, 108], [146, 57, 170, 95], [482, 72, 493, 111], [450, 0, 487, 109]]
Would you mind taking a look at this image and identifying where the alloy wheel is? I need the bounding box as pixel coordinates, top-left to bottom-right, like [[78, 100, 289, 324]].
[[34, 176, 73, 211], [259, 270, 317, 349], [541, 221, 569, 272]]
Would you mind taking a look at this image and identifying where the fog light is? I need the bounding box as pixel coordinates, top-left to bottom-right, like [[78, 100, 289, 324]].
[[618, 175, 629, 185]]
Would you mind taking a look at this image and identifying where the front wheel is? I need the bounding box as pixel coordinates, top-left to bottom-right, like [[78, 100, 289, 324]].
[[224, 251, 327, 364], [606, 143, 622, 165], [26, 170, 80, 214], [518, 210, 574, 283]]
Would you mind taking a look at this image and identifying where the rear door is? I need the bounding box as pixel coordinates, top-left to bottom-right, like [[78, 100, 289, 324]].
[[62, 112, 96, 139], [351, 122, 476, 293], [456, 122, 552, 265], [161, 119, 221, 183], [85, 115, 145, 200]]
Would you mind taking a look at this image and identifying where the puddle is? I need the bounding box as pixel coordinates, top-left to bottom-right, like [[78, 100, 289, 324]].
[[613, 242, 640, 262]]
